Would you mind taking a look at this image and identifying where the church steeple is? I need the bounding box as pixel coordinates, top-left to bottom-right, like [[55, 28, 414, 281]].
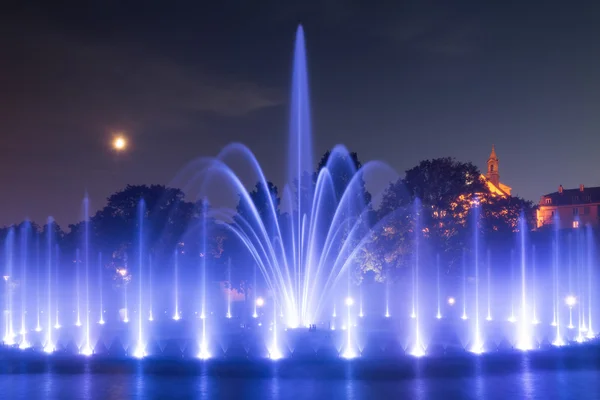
[[487, 145, 500, 188]]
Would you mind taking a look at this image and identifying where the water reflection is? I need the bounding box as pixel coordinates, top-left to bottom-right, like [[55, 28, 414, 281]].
[[1, 357, 600, 399]]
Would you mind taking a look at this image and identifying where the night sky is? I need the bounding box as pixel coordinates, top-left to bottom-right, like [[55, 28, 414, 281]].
[[1, 1, 599, 227]]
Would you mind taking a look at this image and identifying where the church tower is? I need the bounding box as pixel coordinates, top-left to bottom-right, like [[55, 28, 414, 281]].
[[487, 145, 500, 188]]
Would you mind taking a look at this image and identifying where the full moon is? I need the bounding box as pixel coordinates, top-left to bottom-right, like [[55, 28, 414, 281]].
[[113, 136, 127, 151]]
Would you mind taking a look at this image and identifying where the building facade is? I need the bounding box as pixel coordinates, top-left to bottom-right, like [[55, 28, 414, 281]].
[[537, 185, 600, 229]]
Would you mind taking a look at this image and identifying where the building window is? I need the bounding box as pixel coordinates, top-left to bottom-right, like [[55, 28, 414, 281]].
[[573, 221, 580, 229], [573, 208, 579, 216], [490, 165, 494, 172], [545, 198, 551, 205], [573, 196, 579, 202], [584, 195, 591, 202], [584, 206, 590, 215], [551, 211, 555, 217]]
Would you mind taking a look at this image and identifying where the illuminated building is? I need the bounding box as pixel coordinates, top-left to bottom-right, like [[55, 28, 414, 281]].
[[537, 184, 600, 229], [482, 145, 511, 197]]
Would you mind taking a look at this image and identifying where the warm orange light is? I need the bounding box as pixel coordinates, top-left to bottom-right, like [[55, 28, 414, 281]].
[[113, 135, 127, 151]]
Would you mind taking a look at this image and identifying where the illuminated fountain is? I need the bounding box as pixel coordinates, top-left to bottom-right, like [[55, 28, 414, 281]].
[[0, 25, 599, 362]]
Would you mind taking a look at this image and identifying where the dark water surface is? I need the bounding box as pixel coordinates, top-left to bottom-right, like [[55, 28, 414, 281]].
[[1, 349, 600, 399]]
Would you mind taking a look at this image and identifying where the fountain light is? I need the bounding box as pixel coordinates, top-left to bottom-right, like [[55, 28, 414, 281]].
[[508, 315, 516, 323], [256, 297, 265, 307], [461, 314, 468, 320], [3, 335, 15, 346], [410, 345, 425, 358], [447, 297, 456, 306], [80, 346, 93, 356], [359, 311, 364, 318], [565, 295, 576, 307], [132, 345, 146, 359], [54, 323, 61, 329], [486, 316, 492, 321], [587, 329, 595, 339], [98, 319, 105, 325], [198, 343, 210, 360], [35, 326, 42, 332], [75, 320, 81, 327], [269, 348, 283, 360], [470, 342, 484, 355], [43, 343, 54, 354], [117, 268, 127, 277], [19, 340, 30, 350], [341, 347, 357, 359], [172, 313, 180, 321], [384, 311, 390, 318], [436, 312, 442, 319], [411, 312, 416, 319], [344, 297, 354, 307]]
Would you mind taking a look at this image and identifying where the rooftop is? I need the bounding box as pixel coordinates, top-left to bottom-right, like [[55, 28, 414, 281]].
[[540, 185, 600, 206]]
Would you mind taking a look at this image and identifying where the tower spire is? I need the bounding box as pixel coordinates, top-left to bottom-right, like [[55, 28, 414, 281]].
[[487, 145, 500, 187], [489, 144, 497, 160]]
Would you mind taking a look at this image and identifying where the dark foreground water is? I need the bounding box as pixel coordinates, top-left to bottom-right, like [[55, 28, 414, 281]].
[[1, 347, 600, 399]]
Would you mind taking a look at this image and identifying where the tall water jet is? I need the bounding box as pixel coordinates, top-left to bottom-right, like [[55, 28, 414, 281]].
[[342, 274, 356, 358], [411, 245, 416, 319], [44, 217, 54, 353], [81, 196, 92, 355], [198, 199, 210, 359], [471, 201, 482, 354], [288, 25, 313, 328], [436, 254, 441, 319], [576, 228, 585, 341], [269, 300, 282, 360], [516, 213, 531, 351], [173, 249, 180, 320], [3, 227, 15, 345], [586, 226, 594, 338], [35, 237, 41, 332], [358, 285, 364, 318], [531, 246, 539, 324], [552, 212, 564, 346], [75, 249, 81, 327], [54, 245, 61, 329], [19, 222, 30, 348], [98, 253, 104, 325], [508, 250, 516, 323], [74, 249, 81, 327], [148, 255, 153, 322], [410, 199, 424, 357], [384, 278, 390, 318], [252, 264, 258, 319], [225, 258, 232, 319], [52, 244, 60, 330], [461, 250, 467, 320], [486, 249, 492, 321], [133, 199, 146, 358]]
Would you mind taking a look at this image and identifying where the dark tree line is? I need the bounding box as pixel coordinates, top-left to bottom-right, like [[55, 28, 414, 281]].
[[0, 153, 539, 297]]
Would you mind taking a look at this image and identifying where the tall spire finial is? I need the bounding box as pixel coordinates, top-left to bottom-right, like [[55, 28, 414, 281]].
[[489, 144, 497, 160]]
